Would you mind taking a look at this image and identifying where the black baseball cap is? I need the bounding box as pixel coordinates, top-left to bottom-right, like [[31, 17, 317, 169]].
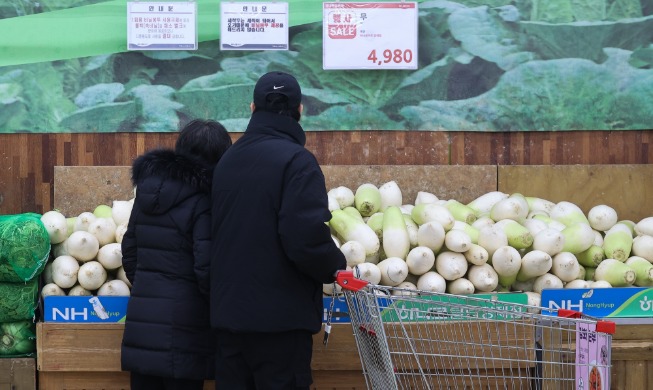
[[253, 71, 302, 109]]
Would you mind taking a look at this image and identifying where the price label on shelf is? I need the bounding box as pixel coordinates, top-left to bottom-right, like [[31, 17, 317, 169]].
[[322, 2, 418, 70]]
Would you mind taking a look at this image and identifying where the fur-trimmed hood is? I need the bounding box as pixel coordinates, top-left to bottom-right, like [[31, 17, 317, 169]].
[[131, 149, 212, 215]]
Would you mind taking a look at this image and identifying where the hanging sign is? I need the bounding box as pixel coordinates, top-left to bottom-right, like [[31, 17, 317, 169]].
[[220, 2, 289, 50], [322, 2, 418, 70], [127, 2, 198, 50]]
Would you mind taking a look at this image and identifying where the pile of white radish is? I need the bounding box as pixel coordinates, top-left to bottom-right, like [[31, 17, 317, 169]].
[[40, 200, 134, 298], [326, 183, 653, 307]]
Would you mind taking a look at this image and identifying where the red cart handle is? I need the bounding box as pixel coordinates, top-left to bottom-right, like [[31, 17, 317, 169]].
[[557, 309, 616, 335], [335, 270, 369, 291]]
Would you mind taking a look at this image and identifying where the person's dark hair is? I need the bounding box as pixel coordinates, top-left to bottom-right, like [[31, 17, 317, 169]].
[[256, 93, 301, 121], [175, 119, 232, 166]]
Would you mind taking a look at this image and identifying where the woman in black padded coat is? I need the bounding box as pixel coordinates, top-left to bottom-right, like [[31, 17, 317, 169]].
[[120, 119, 232, 390]]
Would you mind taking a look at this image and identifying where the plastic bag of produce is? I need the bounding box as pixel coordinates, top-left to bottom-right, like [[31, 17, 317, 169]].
[[0, 319, 36, 357], [0, 213, 51, 282], [0, 279, 39, 322]]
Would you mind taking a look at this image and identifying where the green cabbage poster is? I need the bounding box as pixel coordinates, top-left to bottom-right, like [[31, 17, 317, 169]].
[[1, 0, 652, 133]]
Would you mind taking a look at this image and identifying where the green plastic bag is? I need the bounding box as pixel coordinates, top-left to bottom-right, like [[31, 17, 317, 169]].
[[0, 213, 51, 282], [0, 319, 36, 357], [0, 279, 39, 322]]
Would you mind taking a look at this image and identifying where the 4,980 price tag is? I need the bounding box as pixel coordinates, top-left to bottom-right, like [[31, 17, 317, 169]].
[[322, 2, 418, 70]]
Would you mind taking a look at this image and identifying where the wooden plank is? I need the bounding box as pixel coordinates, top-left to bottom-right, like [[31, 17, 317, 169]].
[[0, 358, 36, 390], [54, 165, 498, 217], [498, 165, 653, 222], [624, 360, 648, 390], [611, 341, 653, 361]]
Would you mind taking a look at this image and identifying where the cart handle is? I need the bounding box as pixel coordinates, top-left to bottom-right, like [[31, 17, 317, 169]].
[[335, 270, 369, 291], [557, 309, 616, 335]]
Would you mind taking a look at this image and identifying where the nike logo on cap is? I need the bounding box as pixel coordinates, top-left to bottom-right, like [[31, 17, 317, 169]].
[[273, 85, 284, 90]]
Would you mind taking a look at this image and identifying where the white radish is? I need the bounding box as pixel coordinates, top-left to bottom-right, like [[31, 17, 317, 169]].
[[532, 228, 565, 256], [467, 191, 508, 216], [414, 191, 439, 205], [632, 235, 653, 262], [51, 255, 80, 289], [328, 186, 355, 209], [635, 217, 653, 237], [411, 203, 455, 230], [592, 230, 604, 247], [565, 279, 590, 289], [491, 246, 522, 287], [330, 209, 380, 262], [115, 223, 128, 244], [471, 216, 495, 231], [393, 281, 418, 296], [93, 204, 113, 218], [403, 215, 419, 248], [377, 257, 409, 286], [447, 278, 475, 295], [382, 206, 410, 259], [516, 250, 552, 282], [560, 223, 595, 254], [405, 246, 436, 276], [589, 280, 612, 288], [602, 224, 633, 262], [489, 193, 529, 222], [525, 196, 555, 214], [366, 213, 384, 240], [444, 229, 472, 253], [354, 183, 382, 217], [494, 219, 533, 249], [445, 199, 477, 224], [112, 200, 133, 226], [354, 263, 382, 285], [379, 181, 402, 210], [576, 245, 605, 268], [327, 194, 340, 211], [551, 252, 581, 282], [74, 211, 97, 232], [522, 218, 549, 237], [477, 226, 508, 258], [97, 243, 123, 270], [525, 291, 542, 313], [77, 261, 108, 291], [340, 241, 367, 267], [97, 279, 131, 296], [467, 264, 499, 292], [41, 210, 68, 244], [68, 284, 93, 296], [594, 258, 635, 287], [416, 271, 446, 293], [587, 205, 618, 232], [416, 221, 446, 252], [533, 273, 563, 294], [435, 251, 468, 281], [66, 231, 100, 262], [550, 201, 590, 227], [116, 266, 132, 288], [87, 217, 117, 247], [464, 244, 489, 266], [624, 256, 653, 287], [452, 221, 479, 244], [41, 283, 66, 298]]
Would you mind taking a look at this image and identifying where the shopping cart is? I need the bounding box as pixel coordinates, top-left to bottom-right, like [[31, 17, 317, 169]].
[[331, 270, 616, 390]]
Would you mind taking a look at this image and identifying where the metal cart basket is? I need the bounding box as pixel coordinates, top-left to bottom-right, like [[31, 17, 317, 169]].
[[332, 270, 616, 390]]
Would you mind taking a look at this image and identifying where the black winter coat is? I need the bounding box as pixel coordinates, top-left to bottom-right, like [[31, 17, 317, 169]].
[[121, 149, 215, 380], [208, 111, 347, 334]]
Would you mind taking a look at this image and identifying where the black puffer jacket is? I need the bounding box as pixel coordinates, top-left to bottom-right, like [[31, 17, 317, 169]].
[[121, 149, 215, 380], [209, 111, 347, 334]]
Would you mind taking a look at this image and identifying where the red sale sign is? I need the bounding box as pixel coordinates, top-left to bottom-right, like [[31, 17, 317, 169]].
[[322, 2, 418, 70]]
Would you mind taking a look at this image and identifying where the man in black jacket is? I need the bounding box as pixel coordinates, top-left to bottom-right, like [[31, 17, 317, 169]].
[[209, 72, 347, 389]]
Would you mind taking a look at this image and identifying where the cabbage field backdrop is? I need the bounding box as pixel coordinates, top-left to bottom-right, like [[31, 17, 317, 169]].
[[0, 0, 652, 132]]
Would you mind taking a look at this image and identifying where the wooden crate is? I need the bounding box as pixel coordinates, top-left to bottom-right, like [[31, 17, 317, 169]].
[[36, 322, 366, 390], [0, 358, 36, 390]]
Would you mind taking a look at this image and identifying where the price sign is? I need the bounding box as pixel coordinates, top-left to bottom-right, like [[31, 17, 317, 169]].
[[322, 2, 418, 70], [221, 2, 289, 50], [127, 2, 197, 50]]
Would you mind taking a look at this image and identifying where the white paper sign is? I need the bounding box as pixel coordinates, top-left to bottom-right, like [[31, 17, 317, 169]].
[[323, 2, 418, 70], [221, 2, 289, 50], [127, 2, 197, 50]]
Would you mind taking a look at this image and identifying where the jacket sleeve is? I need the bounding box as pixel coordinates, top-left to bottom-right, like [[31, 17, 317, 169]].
[[120, 202, 139, 285], [192, 196, 212, 298], [278, 152, 347, 284]]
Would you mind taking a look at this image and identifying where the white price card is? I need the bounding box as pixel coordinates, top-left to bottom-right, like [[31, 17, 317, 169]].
[[323, 2, 418, 70], [221, 2, 289, 50], [127, 2, 197, 50]]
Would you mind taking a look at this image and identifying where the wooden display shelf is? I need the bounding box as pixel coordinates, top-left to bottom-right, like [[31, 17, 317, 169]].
[[36, 322, 364, 390]]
